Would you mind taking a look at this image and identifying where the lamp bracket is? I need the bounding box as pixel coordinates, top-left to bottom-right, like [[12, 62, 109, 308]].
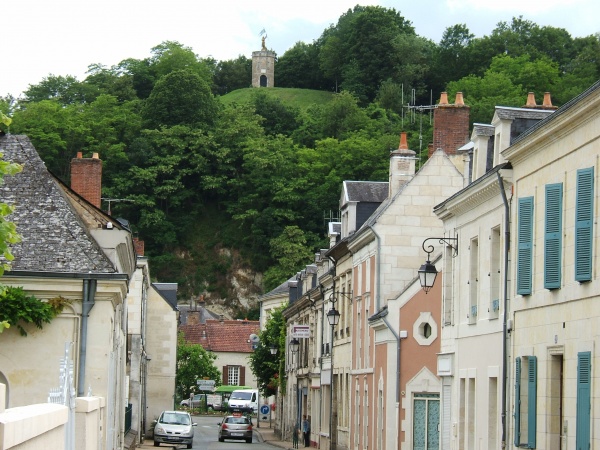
[[319, 284, 353, 305], [422, 236, 458, 259]]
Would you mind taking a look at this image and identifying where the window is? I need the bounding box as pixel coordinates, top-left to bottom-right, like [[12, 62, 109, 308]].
[[575, 168, 594, 281], [490, 227, 501, 319], [576, 352, 591, 449], [469, 237, 479, 324], [517, 197, 534, 295], [544, 183, 563, 289], [228, 366, 240, 385], [514, 356, 537, 448]]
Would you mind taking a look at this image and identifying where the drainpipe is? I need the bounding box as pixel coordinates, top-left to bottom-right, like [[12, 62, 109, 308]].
[[497, 171, 510, 449], [78, 278, 97, 396], [381, 313, 401, 450], [367, 225, 382, 311]]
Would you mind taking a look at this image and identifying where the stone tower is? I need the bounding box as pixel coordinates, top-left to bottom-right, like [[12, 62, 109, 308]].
[[252, 35, 275, 87]]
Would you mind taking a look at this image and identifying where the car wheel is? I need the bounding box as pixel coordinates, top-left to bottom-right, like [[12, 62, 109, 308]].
[[187, 444, 192, 449], [219, 437, 224, 442], [153, 440, 160, 447], [246, 438, 252, 444]]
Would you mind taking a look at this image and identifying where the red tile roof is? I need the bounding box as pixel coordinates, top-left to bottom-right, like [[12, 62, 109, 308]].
[[180, 319, 260, 353]]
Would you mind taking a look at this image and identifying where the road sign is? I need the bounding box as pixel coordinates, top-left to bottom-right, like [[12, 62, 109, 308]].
[[197, 379, 216, 391], [260, 405, 270, 415]]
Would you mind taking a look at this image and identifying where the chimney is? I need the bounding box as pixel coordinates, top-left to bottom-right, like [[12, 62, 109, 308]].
[[71, 152, 102, 209], [432, 92, 470, 156], [133, 238, 145, 256], [524, 92, 537, 108], [541, 92, 557, 110], [187, 311, 200, 325], [389, 132, 417, 198]]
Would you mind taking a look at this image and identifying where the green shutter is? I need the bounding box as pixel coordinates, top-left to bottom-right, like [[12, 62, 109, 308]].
[[576, 351, 591, 450], [544, 184, 563, 289], [527, 356, 537, 448], [575, 168, 594, 282], [514, 357, 521, 447], [517, 198, 534, 295]]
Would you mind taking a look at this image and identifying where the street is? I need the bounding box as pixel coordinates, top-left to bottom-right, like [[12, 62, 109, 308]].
[[145, 415, 281, 450]]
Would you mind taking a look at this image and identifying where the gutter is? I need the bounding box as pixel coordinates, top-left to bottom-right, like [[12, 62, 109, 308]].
[[497, 170, 510, 449], [78, 278, 98, 396]]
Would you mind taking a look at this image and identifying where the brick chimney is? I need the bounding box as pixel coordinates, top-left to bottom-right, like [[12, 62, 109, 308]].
[[71, 152, 102, 209], [389, 132, 417, 198], [432, 92, 470, 156], [187, 311, 201, 325], [133, 237, 145, 256]]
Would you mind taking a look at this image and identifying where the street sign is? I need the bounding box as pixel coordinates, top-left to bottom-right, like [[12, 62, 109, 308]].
[[197, 379, 216, 391], [292, 325, 310, 338], [260, 405, 270, 415]]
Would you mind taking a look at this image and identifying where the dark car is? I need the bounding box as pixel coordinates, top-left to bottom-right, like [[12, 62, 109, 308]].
[[218, 414, 253, 443], [153, 410, 196, 448]]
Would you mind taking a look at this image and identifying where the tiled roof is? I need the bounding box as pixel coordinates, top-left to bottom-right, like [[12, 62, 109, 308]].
[[343, 181, 388, 203], [180, 319, 260, 353], [0, 135, 116, 273]]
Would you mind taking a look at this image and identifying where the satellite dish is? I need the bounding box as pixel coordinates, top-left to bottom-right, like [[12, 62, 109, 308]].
[[249, 334, 260, 343]]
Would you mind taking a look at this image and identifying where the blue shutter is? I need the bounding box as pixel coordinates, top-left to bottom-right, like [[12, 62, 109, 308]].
[[527, 356, 537, 448], [544, 184, 563, 289], [517, 198, 534, 295], [575, 168, 594, 282], [514, 357, 521, 447], [576, 351, 591, 450]]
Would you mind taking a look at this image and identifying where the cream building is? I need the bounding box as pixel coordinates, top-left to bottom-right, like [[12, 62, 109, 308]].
[[503, 82, 600, 449]]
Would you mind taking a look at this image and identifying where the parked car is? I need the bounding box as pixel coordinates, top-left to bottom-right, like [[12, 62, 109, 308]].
[[218, 414, 253, 443], [228, 388, 259, 413], [153, 410, 196, 448], [180, 394, 203, 408]]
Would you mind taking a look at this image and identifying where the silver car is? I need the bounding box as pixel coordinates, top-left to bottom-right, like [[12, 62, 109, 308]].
[[218, 414, 253, 443], [153, 410, 196, 448]]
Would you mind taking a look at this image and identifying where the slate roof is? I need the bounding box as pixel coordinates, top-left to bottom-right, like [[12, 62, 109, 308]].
[[178, 304, 221, 324], [152, 282, 179, 311], [180, 319, 260, 353], [494, 106, 554, 121], [0, 135, 116, 273], [472, 123, 495, 136], [343, 181, 388, 203]]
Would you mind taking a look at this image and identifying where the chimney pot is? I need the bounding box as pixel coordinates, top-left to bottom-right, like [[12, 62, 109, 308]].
[[439, 92, 449, 105], [77, 151, 83, 159], [92, 152, 99, 159], [543, 92, 553, 107], [455, 92, 464, 106], [525, 92, 537, 107], [399, 132, 408, 150]]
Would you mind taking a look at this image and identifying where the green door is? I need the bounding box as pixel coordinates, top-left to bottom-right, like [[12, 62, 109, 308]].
[[413, 393, 440, 450]]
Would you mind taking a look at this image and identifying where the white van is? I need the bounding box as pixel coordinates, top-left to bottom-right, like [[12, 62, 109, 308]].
[[228, 389, 259, 413]]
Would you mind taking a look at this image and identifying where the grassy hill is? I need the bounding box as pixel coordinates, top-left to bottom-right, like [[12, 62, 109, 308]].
[[219, 87, 335, 110]]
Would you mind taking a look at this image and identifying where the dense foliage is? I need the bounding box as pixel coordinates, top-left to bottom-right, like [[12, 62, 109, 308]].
[[248, 305, 287, 397], [176, 332, 221, 401], [2, 10, 599, 301]]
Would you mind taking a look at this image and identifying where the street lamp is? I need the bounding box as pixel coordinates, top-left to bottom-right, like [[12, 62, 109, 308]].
[[327, 308, 340, 326], [270, 344, 278, 355], [289, 338, 300, 354], [418, 236, 458, 293]]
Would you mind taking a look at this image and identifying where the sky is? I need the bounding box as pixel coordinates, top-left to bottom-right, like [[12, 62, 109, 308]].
[[2, 0, 599, 99]]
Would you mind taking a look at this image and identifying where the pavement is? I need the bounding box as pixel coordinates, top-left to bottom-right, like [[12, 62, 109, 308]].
[[135, 418, 291, 449]]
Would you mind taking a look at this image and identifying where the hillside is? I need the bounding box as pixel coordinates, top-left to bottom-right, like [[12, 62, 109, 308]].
[[219, 87, 335, 109]]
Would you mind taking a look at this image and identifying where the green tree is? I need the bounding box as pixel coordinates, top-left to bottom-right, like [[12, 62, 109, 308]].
[[23, 74, 98, 105], [263, 226, 314, 291], [250, 90, 300, 137], [176, 332, 221, 401], [214, 56, 252, 95], [142, 69, 219, 129], [248, 305, 286, 397], [276, 42, 325, 90]]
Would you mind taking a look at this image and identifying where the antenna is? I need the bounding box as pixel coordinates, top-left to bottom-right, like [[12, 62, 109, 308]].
[[101, 198, 134, 216], [323, 210, 340, 225]]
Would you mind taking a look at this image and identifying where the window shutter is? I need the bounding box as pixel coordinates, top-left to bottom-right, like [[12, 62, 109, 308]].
[[575, 168, 594, 282], [527, 356, 537, 448], [576, 351, 591, 450], [223, 366, 228, 385], [240, 366, 246, 386], [544, 184, 563, 289], [517, 198, 534, 295], [514, 357, 521, 447]]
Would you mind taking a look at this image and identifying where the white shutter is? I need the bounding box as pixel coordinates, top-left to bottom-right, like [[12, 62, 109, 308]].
[[441, 383, 452, 449]]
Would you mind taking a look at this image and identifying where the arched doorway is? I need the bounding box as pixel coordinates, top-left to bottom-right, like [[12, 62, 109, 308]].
[[0, 371, 9, 408], [260, 75, 268, 87]]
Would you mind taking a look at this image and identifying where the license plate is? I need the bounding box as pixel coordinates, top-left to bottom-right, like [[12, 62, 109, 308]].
[[231, 433, 244, 436]]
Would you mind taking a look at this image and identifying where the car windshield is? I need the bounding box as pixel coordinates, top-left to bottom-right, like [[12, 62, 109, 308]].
[[161, 413, 190, 425], [231, 391, 252, 400], [225, 417, 250, 424]]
